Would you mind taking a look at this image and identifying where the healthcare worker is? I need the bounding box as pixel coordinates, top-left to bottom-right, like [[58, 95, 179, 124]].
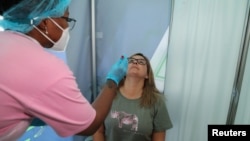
[[0, 0, 128, 140]]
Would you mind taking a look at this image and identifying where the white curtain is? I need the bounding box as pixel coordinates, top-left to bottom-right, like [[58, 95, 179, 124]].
[[165, 0, 249, 141]]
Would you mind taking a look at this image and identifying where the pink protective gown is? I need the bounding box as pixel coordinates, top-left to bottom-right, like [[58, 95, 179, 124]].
[[0, 31, 96, 141]]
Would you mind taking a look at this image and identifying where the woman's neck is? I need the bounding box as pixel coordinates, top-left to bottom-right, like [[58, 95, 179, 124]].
[[120, 77, 144, 99]]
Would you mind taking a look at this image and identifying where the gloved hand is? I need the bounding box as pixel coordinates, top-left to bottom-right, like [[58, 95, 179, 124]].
[[106, 55, 128, 85]]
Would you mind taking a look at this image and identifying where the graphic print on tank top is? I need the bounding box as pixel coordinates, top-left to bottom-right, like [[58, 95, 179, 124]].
[[110, 110, 138, 132]]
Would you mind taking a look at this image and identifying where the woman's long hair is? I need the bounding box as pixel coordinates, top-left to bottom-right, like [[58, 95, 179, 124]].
[[119, 53, 163, 108]]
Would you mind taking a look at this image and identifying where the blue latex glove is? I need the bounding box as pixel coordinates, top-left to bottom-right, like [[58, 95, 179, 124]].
[[106, 55, 128, 85]]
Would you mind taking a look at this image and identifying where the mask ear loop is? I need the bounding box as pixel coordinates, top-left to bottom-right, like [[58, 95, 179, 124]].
[[48, 17, 64, 30], [30, 18, 55, 44]]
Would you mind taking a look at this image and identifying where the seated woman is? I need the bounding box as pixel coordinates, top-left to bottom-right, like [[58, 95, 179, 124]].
[[93, 53, 173, 141]]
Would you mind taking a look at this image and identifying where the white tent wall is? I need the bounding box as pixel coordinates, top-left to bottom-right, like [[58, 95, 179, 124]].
[[165, 0, 250, 141], [66, 0, 250, 141]]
